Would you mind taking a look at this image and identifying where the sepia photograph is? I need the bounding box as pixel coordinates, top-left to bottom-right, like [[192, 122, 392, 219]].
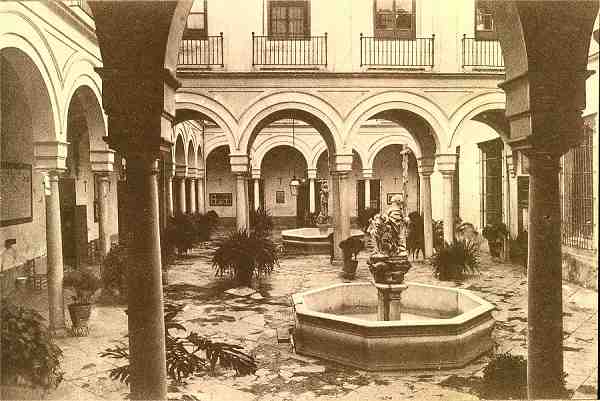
[[0, 1, 598, 400]]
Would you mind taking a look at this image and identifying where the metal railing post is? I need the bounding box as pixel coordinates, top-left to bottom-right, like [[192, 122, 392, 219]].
[[431, 34, 435, 68], [251, 32, 255, 66], [324, 32, 328, 66]]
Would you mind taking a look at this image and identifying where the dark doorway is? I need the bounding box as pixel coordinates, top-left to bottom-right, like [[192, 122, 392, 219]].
[[58, 179, 88, 269], [370, 179, 381, 211], [479, 138, 504, 226], [296, 180, 310, 226]]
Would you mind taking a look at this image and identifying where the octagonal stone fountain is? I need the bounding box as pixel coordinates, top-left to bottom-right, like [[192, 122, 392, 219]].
[[281, 227, 364, 254], [291, 282, 495, 370]]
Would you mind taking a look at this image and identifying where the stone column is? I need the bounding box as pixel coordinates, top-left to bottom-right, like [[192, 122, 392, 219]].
[[362, 168, 373, 210], [506, 153, 519, 238], [332, 153, 354, 263], [96, 175, 111, 256], [45, 171, 67, 336], [437, 154, 457, 244], [253, 175, 261, 211], [526, 152, 564, 398], [417, 158, 435, 257], [176, 179, 186, 214], [124, 157, 167, 400], [307, 169, 317, 213], [188, 177, 197, 214], [196, 171, 206, 214], [235, 174, 249, 230], [166, 172, 174, 218], [90, 149, 116, 257], [231, 154, 250, 231]]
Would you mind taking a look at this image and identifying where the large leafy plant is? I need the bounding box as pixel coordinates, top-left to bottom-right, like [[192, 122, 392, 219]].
[[63, 268, 102, 304], [339, 236, 364, 263], [1, 301, 64, 389], [358, 207, 379, 233], [212, 229, 279, 285], [101, 243, 128, 297], [101, 303, 256, 384], [431, 240, 480, 281], [250, 207, 274, 237]]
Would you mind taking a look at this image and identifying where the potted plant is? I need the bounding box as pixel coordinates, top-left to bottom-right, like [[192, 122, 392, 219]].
[[315, 214, 331, 234], [339, 236, 364, 279], [63, 268, 101, 336], [482, 221, 509, 258], [431, 240, 480, 282], [251, 207, 273, 237], [100, 243, 128, 301], [358, 207, 379, 233], [1, 301, 64, 399], [212, 229, 279, 286]]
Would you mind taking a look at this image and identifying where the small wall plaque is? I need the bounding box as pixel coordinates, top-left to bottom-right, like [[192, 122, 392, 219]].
[[209, 193, 233, 207], [276, 190, 285, 204], [386, 193, 402, 205]]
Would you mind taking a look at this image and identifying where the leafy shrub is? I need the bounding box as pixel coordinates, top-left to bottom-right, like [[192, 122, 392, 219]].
[[251, 207, 273, 237], [164, 213, 196, 255], [101, 243, 128, 297], [482, 221, 509, 257], [101, 303, 256, 384], [63, 268, 101, 304], [358, 207, 379, 232], [339, 236, 364, 263], [191, 212, 218, 243], [212, 229, 279, 285], [481, 352, 570, 399], [431, 240, 480, 281], [433, 220, 445, 251], [1, 301, 64, 389], [509, 230, 528, 268]]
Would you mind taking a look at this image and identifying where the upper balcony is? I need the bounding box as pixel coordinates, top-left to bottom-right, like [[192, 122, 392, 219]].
[[359, 34, 435, 69], [461, 35, 504, 70], [178, 34, 224, 68], [251, 33, 328, 69]]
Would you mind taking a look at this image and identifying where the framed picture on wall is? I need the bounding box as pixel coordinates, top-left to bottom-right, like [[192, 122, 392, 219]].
[[275, 190, 285, 204], [386, 193, 402, 205], [1, 162, 33, 227], [209, 193, 233, 207]]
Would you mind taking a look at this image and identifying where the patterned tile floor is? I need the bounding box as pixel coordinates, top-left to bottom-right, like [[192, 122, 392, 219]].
[[7, 229, 598, 400]]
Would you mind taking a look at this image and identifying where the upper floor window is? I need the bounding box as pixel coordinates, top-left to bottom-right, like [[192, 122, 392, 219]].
[[183, 0, 207, 39], [475, 0, 497, 39], [374, 0, 416, 39], [268, 0, 310, 38]]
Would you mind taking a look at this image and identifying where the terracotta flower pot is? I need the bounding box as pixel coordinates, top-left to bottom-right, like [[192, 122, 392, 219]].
[[68, 303, 92, 337], [342, 259, 359, 279]]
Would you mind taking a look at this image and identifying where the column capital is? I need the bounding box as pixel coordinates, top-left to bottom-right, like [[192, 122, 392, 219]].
[[174, 164, 187, 178], [362, 168, 373, 179], [165, 161, 176, 178], [34, 140, 69, 173], [251, 168, 262, 180], [187, 167, 198, 179], [307, 168, 317, 179], [229, 153, 250, 174], [90, 149, 116, 174], [417, 157, 435, 176], [333, 153, 353, 173], [436, 154, 457, 175], [196, 169, 205, 179]]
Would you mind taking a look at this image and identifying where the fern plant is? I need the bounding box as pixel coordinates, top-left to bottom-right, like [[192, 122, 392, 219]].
[[250, 207, 274, 237], [431, 239, 480, 281], [212, 229, 279, 285], [100, 303, 257, 384]]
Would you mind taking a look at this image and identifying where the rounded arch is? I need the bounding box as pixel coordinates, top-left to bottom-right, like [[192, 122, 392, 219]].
[[352, 147, 368, 172], [448, 91, 507, 149], [174, 135, 186, 165], [0, 15, 63, 140], [164, 1, 194, 70], [309, 142, 329, 170], [344, 90, 447, 154], [187, 138, 196, 169], [204, 133, 232, 162], [251, 135, 312, 171], [175, 91, 238, 150], [366, 134, 422, 170], [65, 84, 107, 152], [237, 91, 343, 154], [259, 144, 309, 172]]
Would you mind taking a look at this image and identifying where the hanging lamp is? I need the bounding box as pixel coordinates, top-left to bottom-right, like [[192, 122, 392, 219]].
[[289, 113, 301, 196]]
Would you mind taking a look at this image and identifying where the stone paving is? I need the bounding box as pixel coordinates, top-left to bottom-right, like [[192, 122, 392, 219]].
[[7, 230, 598, 400]]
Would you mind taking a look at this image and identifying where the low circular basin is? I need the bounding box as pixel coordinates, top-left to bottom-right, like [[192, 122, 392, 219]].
[[282, 227, 364, 254], [292, 282, 495, 370]]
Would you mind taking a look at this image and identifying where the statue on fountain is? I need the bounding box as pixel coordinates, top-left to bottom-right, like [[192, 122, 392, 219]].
[[315, 180, 330, 226], [366, 194, 412, 284]]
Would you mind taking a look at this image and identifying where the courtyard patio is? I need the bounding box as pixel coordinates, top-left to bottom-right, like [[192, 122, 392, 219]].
[[7, 229, 597, 401]]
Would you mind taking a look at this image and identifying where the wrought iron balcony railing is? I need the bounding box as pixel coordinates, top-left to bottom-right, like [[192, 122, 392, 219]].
[[178, 34, 224, 67], [461, 35, 504, 68], [360, 34, 435, 68], [252, 33, 328, 67]]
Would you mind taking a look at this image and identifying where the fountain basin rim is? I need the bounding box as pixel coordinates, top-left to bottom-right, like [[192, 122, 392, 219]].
[[292, 281, 495, 329]]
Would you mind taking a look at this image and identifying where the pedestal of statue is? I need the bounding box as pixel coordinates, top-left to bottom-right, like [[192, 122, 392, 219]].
[[371, 281, 408, 321]]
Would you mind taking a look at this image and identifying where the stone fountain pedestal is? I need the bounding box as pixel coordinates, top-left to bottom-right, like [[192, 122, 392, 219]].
[[372, 281, 408, 321], [367, 253, 412, 321]]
